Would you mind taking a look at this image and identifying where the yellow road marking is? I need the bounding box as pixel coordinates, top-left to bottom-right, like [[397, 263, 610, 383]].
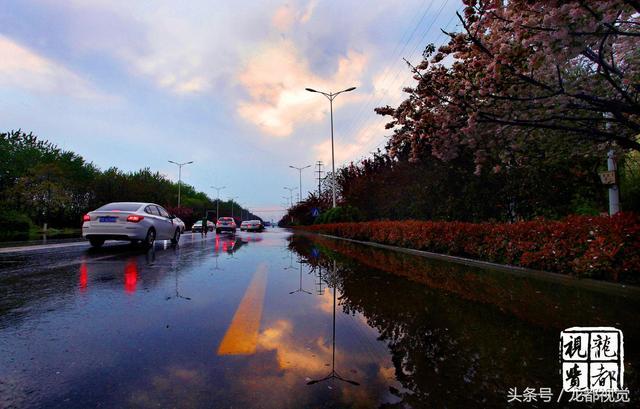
[[217, 263, 268, 355]]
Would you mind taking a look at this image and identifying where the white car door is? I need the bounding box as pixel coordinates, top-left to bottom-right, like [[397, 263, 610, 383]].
[[144, 205, 166, 238], [155, 205, 175, 239]]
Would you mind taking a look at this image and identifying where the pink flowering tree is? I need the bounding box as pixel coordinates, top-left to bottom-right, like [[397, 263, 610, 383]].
[[378, 0, 640, 171]]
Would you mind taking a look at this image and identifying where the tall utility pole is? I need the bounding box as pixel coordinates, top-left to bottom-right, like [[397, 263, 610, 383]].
[[315, 161, 324, 198], [168, 160, 193, 207], [210, 185, 225, 221], [284, 186, 297, 207], [604, 114, 620, 215], [306, 86, 357, 207], [289, 165, 311, 204], [608, 150, 620, 215]]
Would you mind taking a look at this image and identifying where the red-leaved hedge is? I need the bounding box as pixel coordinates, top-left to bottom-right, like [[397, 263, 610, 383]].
[[298, 213, 640, 282]]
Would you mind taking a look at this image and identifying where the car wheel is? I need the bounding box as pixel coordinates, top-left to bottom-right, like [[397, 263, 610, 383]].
[[171, 228, 181, 244], [144, 228, 156, 248], [89, 238, 104, 248]]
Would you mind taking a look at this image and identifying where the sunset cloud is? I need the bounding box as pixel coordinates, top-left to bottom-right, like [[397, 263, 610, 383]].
[[0, 0, 460, 220], [272, 0, 319, 31], [0, 35, 98, 98], [237, 39, 366, 137], [313, 118, 383, 166], [272, 4, 296, 32]]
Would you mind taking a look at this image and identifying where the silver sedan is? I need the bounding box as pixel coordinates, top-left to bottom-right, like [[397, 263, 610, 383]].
[[82, 202, 182, 247]]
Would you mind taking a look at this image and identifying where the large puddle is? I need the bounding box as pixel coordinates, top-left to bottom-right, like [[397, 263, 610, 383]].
[[0, 230, 637, 408]]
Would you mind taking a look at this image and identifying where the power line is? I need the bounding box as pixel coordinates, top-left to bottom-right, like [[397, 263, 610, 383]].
[[340, 0, 453, 151], [345, 7, 461, 164], [342, 0, 437, 137], [362, 10, 460, 156]]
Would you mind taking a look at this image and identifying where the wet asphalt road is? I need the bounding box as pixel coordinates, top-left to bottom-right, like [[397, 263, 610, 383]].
[[1, 229, 639, 408], [0, 230, 400, 409]]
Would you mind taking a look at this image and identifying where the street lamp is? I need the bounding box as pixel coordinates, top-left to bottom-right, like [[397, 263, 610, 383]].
[[168, 160, 193, 208], [289, 260, 312, 295], [306, 86, 356, 207], [284, 186, 297, 207], [210, 185, 225, 221], [289, 165, 311, 204]]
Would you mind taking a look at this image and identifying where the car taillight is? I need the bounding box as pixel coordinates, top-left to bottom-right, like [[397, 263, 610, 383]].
[[83, 214, 91, 222], [127, 215, 144, 223]]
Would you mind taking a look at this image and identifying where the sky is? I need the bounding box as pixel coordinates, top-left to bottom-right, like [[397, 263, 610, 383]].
[[0, 0, 461, 221]]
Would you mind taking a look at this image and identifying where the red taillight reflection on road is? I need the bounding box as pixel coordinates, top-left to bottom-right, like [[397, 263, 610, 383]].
[[79, 263, 88, 291], [124, 260, 138, 293]]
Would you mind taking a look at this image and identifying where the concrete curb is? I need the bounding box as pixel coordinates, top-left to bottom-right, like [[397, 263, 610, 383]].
[[296, 231, 640, 297]]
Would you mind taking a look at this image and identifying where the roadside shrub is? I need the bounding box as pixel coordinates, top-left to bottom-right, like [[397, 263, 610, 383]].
[[316, 205, 363, 224], [0, 209, 33, 234], [298, 213, 640, 283]]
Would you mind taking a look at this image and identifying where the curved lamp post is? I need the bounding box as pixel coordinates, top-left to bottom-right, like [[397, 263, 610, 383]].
[[289, 165, 311, 204], [168, 160, 193, 207], [305, 86, 356, 208], [210, 185, 225, 221]]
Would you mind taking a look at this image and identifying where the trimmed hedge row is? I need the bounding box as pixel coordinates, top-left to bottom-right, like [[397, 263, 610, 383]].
[[298, 213, 640, 282]]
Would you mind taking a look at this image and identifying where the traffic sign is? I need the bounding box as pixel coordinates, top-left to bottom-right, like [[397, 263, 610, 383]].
[[599, 171, 617, 185]]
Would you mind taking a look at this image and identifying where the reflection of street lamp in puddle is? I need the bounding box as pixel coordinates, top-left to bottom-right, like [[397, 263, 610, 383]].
[[212, 254, 223, 272], [289, 260, 312, 295], [283, 251, 295, 270], [307, 260, 359, 387], [166, 270, 191, 301]]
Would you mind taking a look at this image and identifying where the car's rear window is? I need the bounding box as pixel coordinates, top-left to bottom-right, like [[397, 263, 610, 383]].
[[220, 217, 233, 221], [97, 203, 141, 211]]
